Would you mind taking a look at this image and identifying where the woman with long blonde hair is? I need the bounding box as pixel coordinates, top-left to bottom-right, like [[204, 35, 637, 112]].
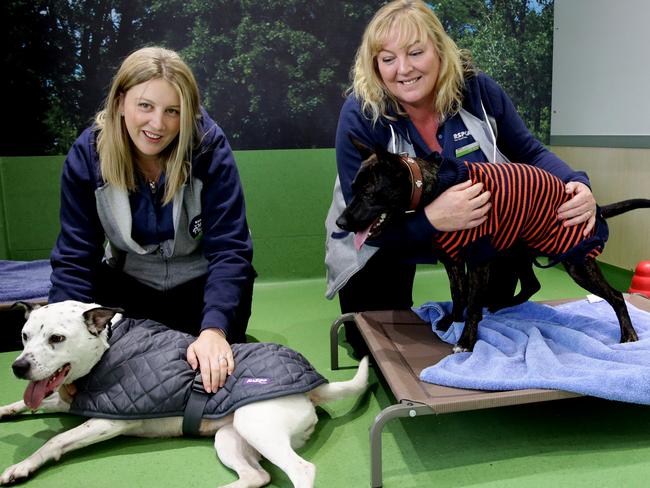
[[49, 47, 255, 393], [325, 0, 596, 356]]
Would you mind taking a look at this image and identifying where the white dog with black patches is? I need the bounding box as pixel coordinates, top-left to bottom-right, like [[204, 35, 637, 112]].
[[0, 301, 368, 488]]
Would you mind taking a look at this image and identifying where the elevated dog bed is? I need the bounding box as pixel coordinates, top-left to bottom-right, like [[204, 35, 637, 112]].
[[329, 294, 650, 488], [0, 260, 51, 310]]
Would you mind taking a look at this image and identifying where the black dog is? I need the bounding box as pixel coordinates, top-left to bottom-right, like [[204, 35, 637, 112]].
[[337, 138, 650, 352]]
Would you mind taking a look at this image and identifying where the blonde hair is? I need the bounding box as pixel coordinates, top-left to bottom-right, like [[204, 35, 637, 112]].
[[351, 0, 473, 124], [95, 46, 201, 204]]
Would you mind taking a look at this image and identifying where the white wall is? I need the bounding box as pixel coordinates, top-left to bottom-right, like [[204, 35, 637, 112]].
[[549, 145, 650, 270], [552, 0, 650, 142], [551, 0, 650, 269]]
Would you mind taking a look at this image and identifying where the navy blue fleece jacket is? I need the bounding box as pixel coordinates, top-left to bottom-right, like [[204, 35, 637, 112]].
[[334, 72, 590, 249], [48, 109, 253, 336]]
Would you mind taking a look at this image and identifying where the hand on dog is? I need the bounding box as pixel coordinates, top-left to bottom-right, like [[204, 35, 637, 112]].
[[558, 182, 597, 235], [187, 328, 233, 394], [424, 179, 491, 231]]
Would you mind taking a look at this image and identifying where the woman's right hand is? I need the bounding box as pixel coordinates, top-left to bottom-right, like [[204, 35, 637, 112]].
[[187, 328, 234, 394], [424, 180, 491, 231]]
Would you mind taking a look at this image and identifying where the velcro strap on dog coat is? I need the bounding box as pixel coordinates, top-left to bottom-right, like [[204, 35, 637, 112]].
[[182, 372, 210, 436], [69, 319, 327, 421]]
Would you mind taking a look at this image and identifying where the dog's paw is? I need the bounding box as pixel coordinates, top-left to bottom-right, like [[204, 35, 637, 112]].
[[0, 402, 27, 420], [621, 329, 639, 343], [454, 338, 477, 353], [0, 461, 35, 485]]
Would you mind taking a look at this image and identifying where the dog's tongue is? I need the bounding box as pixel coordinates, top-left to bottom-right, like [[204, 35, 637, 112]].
[[354, 226, 372, 251], [23, 365, 71, 410]]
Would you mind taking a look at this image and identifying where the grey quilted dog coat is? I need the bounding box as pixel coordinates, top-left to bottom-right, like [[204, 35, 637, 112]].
[[69, 318, 327, 430]]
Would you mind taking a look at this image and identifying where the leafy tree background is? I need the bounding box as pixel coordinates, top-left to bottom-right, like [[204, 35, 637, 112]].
[[1, 0, 554, 155]]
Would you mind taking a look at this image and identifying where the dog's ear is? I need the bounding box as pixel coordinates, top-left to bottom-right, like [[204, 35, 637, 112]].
[[10, 301, 41, 319], [348, 135, 376, 161], [83, 307, 124, 336]]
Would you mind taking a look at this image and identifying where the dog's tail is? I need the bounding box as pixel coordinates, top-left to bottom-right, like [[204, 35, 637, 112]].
[[308, 356, 369, 406], [601, 199, 650, 219]]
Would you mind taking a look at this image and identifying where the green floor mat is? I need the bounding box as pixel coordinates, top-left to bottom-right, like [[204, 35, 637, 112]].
[[1, 265, 648, 487]]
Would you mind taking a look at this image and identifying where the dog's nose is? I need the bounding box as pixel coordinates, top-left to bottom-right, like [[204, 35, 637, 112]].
[[12, 358, 31, 379], [336, 214, 350, 230]]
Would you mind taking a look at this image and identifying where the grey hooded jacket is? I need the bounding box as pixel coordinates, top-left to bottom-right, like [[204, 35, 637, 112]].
[[325, 73, 589, 299]]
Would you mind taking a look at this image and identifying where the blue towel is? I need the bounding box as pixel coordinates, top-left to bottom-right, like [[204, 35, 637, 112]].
[[0, 259, 52, 303], [415, 299, 650, 405]]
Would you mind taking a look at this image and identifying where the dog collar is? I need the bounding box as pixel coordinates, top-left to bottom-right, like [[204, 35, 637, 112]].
[[106, 321, 113, 341], [106, 316, 124, 342], [399, 155, 423, 211]]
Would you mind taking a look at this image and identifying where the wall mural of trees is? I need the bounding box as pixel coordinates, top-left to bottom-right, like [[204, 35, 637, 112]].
[[1, 0, 554, 155]]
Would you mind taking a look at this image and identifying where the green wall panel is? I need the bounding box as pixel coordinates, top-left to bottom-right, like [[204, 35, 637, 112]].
[[0, 156, 64, 260], [0, 150, 636, 289], [0, 149, 337, 280], [235, 148, 336, 281]]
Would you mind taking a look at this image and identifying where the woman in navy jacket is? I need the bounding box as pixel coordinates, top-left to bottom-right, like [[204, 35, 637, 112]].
[[49, 47, 255, 393], [325, 0, 596, 354]]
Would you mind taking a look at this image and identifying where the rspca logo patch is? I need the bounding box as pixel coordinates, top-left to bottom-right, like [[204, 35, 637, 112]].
[[189, 216, 203, 240], [453, 130, 470, 142], [244, 378, 270, 385]]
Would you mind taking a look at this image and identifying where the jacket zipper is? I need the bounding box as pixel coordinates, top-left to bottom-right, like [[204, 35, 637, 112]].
[[159, 246, 170, 291]]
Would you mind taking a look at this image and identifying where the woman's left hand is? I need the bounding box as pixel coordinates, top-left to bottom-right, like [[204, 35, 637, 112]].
[[557, 181, 597, 236], [187, 328, 234, 394]]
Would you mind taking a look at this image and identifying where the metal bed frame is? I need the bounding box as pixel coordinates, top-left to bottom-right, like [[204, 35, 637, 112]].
[[329, 294, 650, 487]]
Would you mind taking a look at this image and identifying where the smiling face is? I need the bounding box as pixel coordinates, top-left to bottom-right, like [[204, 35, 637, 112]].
[[376, 27, 440, 111], [119, 78, 181, 165], [14, 301, 118, 410]]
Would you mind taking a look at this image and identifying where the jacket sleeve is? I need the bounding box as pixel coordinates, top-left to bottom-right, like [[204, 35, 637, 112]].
[[335, 96, 439, 249], [477, 74, 590, 187], [49, 131, 106, 303], [198, 128, 254, 336], [335, 96, 378, 205]]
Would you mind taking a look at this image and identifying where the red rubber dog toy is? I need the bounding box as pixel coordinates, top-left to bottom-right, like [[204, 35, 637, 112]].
[[629, 261, 650, 298]]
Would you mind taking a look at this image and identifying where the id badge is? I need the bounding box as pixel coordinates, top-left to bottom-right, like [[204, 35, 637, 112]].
[[455, 141, 480, 158]]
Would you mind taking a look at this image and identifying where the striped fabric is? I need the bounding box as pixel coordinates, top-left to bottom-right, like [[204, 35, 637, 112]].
[[434, 162, 602, 263]]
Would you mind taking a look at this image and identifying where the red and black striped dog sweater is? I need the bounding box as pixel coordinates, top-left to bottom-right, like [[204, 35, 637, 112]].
[[434, 162, 607, 265]]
